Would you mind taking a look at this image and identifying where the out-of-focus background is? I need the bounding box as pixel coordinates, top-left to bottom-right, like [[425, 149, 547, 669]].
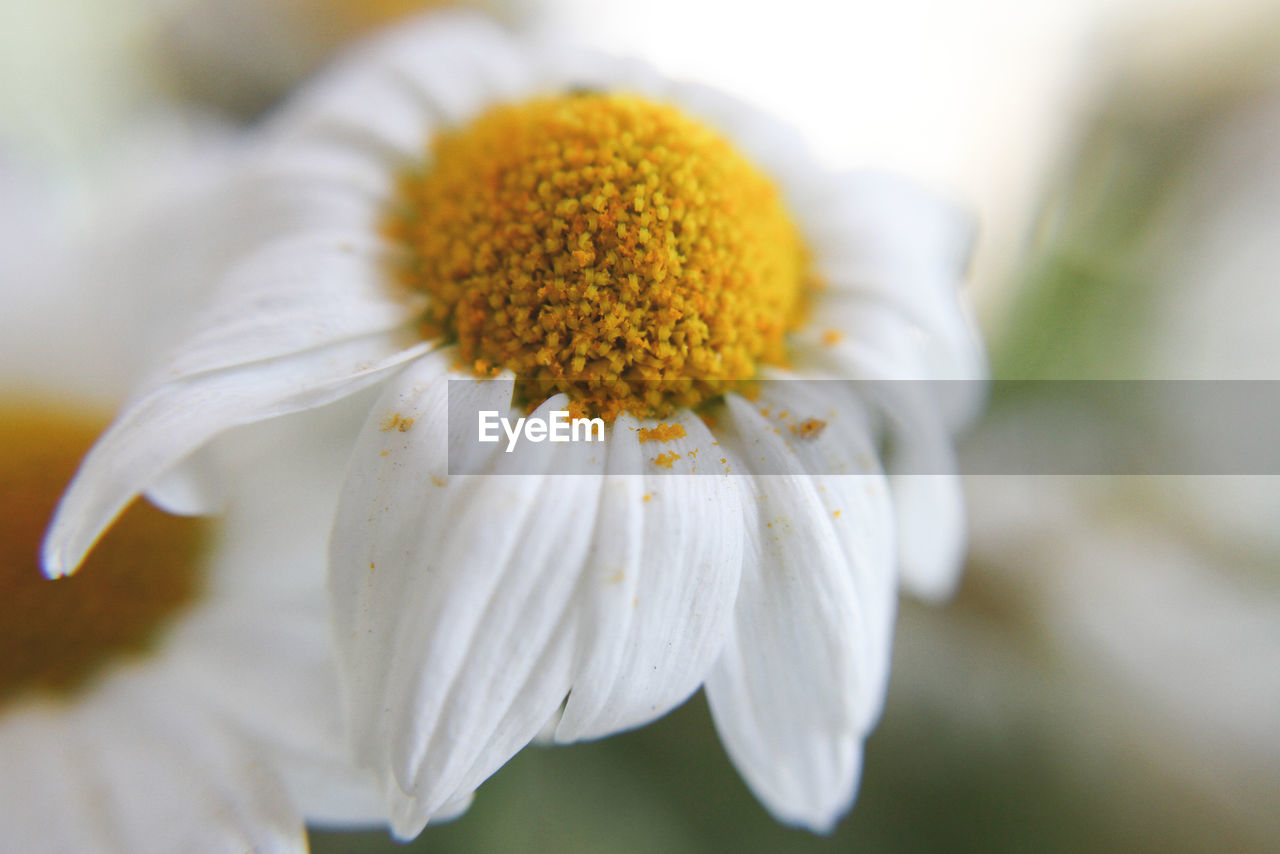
[[3, 1, 1278, 851]]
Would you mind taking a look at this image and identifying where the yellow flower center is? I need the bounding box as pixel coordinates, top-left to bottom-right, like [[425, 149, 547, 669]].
[[386, 93, 812, 420], [0, 404, 206, 708]]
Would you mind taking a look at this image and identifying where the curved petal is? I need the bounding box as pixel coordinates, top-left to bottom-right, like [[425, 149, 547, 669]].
[[266, 45, 436, 166], [331, 351, 601, 836], [795, 171, 987, 434], [554, 409, 744, 742], [332, 351, 747, 835], [806, 171, 976, 345], [41, 334, 431, 578], [704, 388, 896, 831], [707, 640, 865, 833], [152, 231, 425, 384], [368, 11, 537, 129]]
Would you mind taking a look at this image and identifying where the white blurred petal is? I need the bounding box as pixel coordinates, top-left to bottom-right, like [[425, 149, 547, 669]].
[[0, 681, 306, 854], [0, 706, 107, 852]]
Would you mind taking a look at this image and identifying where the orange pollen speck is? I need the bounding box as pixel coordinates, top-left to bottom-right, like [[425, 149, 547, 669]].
[[637, 422, 687, 444], [386, 93, 816, 420], [652, 452, 680, 469], [0, 404, 206, 707], [379, 412, 414, 432], [791, 418, 827, 439]]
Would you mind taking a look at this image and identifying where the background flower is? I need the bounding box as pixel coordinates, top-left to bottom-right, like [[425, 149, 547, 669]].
[[0, 136, 384, 852]]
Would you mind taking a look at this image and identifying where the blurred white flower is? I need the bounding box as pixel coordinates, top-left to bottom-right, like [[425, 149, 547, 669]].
[[963, 475, 1280, 847], [41, 14, 984, 837], [0, 144, 382, 853], [956, 11, 1280, 846]]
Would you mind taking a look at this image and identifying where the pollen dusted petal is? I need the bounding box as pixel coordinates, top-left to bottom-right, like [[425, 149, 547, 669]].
[[703, 389, 896, 830], [385, 93, 814, 419], [330, 353, 747, 832], [792, 323, 970, 600], [713, 392, 893, 730], [332, 352, 601, 834], [553, 409, 745, 743]]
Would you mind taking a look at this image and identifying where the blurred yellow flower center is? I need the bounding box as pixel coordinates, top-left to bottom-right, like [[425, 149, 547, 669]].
[[0, 405, 205, 708], [311, 0, 444, 39], [387, 93, 812, 420]]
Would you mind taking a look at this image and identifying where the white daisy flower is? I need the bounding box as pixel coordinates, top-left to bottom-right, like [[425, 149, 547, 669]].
[[0, 151, 382, 852], [43, 13, 984, 837]]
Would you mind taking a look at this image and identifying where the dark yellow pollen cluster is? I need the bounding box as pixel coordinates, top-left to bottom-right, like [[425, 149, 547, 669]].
[[0, 406, 205, 707], [312, 0, 442, 38], [386, 93, 813, 420]]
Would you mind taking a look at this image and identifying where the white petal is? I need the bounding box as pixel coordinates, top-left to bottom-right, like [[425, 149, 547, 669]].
[[250, 135, 395, 207], [666, 79, 827, 211], [431, 792, 475, 824], [370, 12, 537, 129], [801, 172, 986, 424], [331, 351, 604, 835], [704, 388, 896, 831], [268, 52, 433, 166], [221, 175, 387, 256], [42, 334, 431, 578], [708, 636, 865, 833], [806, 171, 973, 319], [533, 42, 672, 101], [793, 288, 985, 436], [721, 388, 896, 728], [152, 231, 424, 384], [554, 409, 744, 742], [794, 332, 971, 600]]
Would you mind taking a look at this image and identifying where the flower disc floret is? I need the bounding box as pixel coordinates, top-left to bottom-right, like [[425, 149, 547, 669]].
[[387, 93, 812, 420]]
